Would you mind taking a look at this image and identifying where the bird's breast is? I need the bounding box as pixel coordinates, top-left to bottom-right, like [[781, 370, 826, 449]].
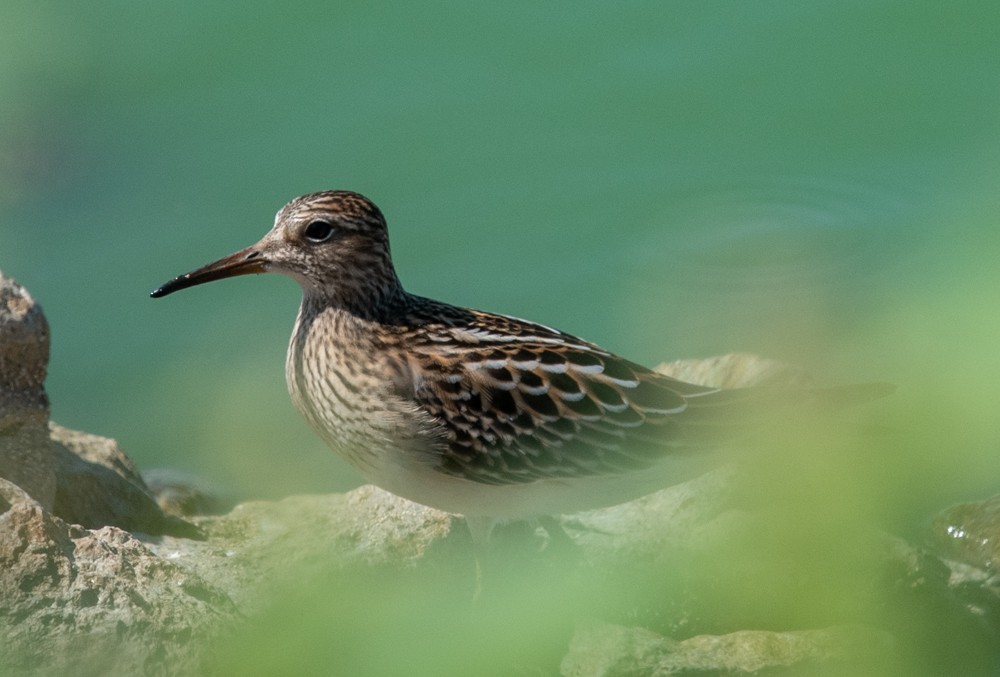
[[284, 306, 440, 478]]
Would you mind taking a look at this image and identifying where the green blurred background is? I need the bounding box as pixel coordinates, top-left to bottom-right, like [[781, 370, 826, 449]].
[[2, 0, 998, 512], [4, 1, 1000, 673], [2, 0, 998, 513]]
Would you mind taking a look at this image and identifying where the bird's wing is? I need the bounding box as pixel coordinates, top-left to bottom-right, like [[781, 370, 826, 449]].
[[400, 311, 738, 486]]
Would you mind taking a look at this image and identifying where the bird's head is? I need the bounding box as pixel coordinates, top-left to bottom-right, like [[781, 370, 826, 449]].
[[151, 190, 403, 312]]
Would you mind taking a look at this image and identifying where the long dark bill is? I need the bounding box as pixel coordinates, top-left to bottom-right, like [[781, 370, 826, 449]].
[[150, 246, 266, 298]]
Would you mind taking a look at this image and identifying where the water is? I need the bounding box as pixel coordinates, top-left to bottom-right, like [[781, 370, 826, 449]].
[[2, 1, 999, 672]]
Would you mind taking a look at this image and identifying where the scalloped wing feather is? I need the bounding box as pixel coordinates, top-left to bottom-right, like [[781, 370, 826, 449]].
[[401, 310, 726, 486]]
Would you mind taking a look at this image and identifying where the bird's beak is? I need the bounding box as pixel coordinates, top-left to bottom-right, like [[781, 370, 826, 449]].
[[150, 244, 268, 298]]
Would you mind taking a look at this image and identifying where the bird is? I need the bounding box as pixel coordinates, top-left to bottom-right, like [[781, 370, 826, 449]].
[[151, 190, 892, 546]]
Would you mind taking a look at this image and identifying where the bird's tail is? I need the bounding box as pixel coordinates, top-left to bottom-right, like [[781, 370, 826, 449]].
[[661, 379, 896, 443]]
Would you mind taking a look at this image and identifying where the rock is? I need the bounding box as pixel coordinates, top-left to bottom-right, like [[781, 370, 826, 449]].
[[560, 622, 894, 676], [143, 467, 235, 517], [50, 423, 199, 538], [0, 272, 48, 396], [0, 271, 55, 509], [927, 496, 1000, 642], [559, 466, 736, 565], [145, 484, 456, 612], [0, 478, 237, 676], [932, 495, 1000, 572], [0, 270, 195, 537]]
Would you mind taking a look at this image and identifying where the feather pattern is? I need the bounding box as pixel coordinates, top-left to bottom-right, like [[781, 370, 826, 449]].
[[377, 300, 724, 486]]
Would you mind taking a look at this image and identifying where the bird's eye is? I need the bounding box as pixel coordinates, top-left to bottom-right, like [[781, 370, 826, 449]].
[[303, 220, 335, 243]]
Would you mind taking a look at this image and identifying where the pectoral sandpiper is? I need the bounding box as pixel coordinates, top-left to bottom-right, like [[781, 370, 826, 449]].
[[151, 190, 890, 544]]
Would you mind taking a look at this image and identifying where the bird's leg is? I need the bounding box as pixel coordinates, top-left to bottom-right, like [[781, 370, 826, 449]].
[[464, 515, 497, 601], [537, 515, 577, 552]]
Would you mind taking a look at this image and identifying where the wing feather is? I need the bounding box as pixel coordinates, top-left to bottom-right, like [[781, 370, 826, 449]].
[[400, 308, 728, 485]]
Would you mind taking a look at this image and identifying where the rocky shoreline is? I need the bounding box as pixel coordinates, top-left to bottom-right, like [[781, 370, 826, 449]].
[[2, 269, 998, 676]]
